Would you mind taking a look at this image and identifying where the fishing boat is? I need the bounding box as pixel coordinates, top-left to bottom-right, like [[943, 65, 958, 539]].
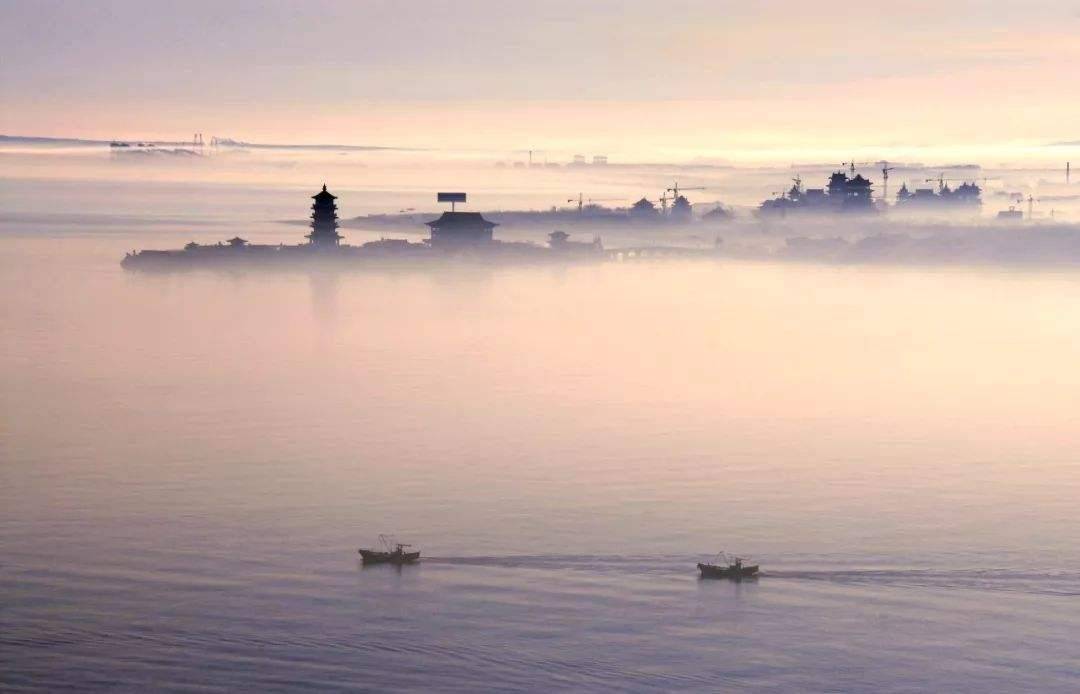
[[697, 553, 759, 580], [358, 535, 420, 565]]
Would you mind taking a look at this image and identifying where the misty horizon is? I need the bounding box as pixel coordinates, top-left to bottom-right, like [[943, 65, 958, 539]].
[[4, 1, 1080, 163]]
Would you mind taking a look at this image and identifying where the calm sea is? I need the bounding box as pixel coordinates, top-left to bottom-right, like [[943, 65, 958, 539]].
[[2, 170, 1080, 692]]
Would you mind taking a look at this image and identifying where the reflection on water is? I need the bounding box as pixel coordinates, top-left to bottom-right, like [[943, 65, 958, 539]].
[[3, 227, 1080, 690]]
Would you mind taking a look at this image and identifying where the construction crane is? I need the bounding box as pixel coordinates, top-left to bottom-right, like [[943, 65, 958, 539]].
[[514, 148, 547, 166], [1006, 193, 1040, 220], [633, 197, 669, 216], [841, 161, 875, 177], [666, 182, 706, 199], [643, 193, 687, 213], [880, 162, 896, 203], [663, 182, 707, 213], [567, 193, 623, 213]]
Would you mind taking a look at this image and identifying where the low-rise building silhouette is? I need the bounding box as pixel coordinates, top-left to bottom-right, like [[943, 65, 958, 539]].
[[425, 212, 497, 248]]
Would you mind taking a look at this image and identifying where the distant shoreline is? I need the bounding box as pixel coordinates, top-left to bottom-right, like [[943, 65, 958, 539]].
[[0, 134, 421, 152]]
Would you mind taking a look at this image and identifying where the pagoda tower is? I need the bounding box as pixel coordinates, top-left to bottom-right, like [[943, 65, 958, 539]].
[[307, 184, 343, 246]]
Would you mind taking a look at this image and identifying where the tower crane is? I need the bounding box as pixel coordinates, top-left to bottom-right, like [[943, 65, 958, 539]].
[[664, 182, 707, 213], [567, 193, 623, 213], [666, 182, 707, 199], [880, 162, 896, 203], [515, 148, 547, 166], [1005, 193, 1039, 220], [841, 161, 875, 177]]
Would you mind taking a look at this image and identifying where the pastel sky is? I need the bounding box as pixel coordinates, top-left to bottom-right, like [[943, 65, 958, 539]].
[[3, 0, 1079, 161]]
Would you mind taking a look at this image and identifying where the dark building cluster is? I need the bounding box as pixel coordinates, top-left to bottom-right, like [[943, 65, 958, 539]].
[[122, 185, 605, 269], [895, 181, 982, 209], [758, 164, 987, 217], [759, 171, 875, 216]]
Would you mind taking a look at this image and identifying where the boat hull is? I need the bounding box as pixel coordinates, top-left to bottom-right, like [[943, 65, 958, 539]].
[[358, 549, 420, 565], [697, 563, 759, 580]]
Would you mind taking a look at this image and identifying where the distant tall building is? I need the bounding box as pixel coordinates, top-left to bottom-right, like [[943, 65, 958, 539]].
[[592, 155, 608, 165], [307, 184, 343, 246]]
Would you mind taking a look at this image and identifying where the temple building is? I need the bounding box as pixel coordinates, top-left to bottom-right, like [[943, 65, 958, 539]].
[[842, 174, 873, 209], [629, 197, 659, 219], [670, 195, 693, 222], [307, 184, 343, 246], [825, 172, 873, 209], [425, 212, 497, 248]]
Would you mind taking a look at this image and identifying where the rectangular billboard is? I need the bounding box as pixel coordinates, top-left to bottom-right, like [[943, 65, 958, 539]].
[[437, 192, 467, 203]]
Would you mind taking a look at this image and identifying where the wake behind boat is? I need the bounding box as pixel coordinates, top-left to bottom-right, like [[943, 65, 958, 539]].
[[698, 552, 759, 580], [359, 535, 420, 565]]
